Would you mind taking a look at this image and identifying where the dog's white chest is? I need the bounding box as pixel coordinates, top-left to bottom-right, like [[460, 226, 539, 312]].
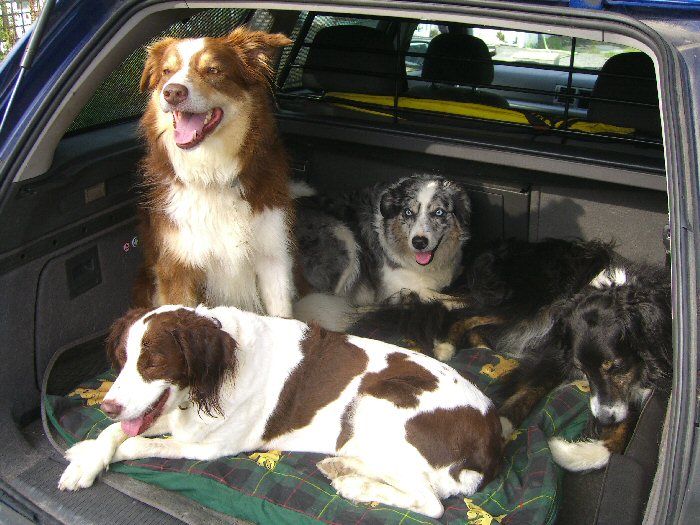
[[164, 183, 252, 265], [163, 183, 266, 310]]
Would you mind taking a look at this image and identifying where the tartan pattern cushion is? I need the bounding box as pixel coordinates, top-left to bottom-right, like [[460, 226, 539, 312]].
[[45, 346, 591, 525]]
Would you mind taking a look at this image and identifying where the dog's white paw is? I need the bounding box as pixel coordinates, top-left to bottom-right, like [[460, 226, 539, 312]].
[[499, 417, 514, 441], [332, 474, 443, 518], [58, 440, 111, 491], [433, 341, 456, 362], [444, 299, 467, 311], [548, 437, 611, 472]]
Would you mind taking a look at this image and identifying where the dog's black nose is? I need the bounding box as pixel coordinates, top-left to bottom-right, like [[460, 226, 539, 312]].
[[412, 236, 429, 250], [163, 83, 188, 106], [101, 399, 124, 418]]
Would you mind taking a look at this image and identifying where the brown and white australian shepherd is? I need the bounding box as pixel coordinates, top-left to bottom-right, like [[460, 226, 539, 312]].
[[58, 305, 501, 518], [134, 28, 295, 317]]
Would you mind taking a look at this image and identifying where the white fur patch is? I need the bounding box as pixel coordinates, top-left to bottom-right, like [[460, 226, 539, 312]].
[[293, 293, 357, 332], [288, 180, 316, 198], [632, 386, 653, 406], [250, 208, 295, 318], [159, 39, 206, 113], [161, 183, 292, 316], [589, 395, 628, 423], [162, 184, 263, 311], [433, 341, 456, 362], [548, 437, 611, 471], [411, 181, 439, 240], [332, 223, 361, 296], [499, 417, 514, 441], [590, 267, 628, 289]]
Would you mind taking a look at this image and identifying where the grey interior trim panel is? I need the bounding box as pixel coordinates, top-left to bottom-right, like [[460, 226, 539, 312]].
[[277, 116, 667, 192]]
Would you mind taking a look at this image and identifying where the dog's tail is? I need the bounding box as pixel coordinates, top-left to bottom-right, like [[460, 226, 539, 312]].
[[293, 293, 360, 332], [548, 437, 611, 471], [289, 180, 317, 198]]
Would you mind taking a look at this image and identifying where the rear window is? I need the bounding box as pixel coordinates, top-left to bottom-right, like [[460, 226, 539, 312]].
[[276, 12, 663, 169], [66, 8, 663, 171]]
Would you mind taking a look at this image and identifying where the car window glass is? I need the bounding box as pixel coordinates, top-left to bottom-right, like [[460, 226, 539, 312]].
[[65, 8, 663, 171], [276, 12, 661, 169], [279, 13, 385, 90]]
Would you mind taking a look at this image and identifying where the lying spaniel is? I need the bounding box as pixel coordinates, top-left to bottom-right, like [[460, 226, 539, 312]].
[[58, 305, 501, 518]]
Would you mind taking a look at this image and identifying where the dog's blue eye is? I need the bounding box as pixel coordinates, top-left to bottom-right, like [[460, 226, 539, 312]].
[[403, 208, 413, 217], [434, 208, 445, 217]]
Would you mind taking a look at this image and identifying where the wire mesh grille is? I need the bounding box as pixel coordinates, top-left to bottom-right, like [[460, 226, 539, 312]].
[[67, 9, 249, 134]]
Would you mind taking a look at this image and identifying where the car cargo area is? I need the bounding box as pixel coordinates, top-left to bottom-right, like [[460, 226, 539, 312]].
[[0, 3, 689, 525]]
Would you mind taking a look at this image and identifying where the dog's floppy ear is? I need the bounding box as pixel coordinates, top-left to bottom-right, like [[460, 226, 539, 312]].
[[170, 324, 238, 417], [140, 37, 177, 93], [448, 181, 472, 236], [548, 296, 578, 350], [379, 187, 402, 218], [226, 27, 291, 81], [105, 308, 150, 370], [622, 289, 673, 386]]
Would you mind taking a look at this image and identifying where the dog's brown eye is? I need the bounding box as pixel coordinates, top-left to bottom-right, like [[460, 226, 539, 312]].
[[163, 68, 171, 75], [208, 67, 220, 75]]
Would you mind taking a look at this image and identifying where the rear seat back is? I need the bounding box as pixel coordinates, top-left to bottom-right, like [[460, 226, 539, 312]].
[[408, 33, 509, 108], [302, 25, 405, 95], [586, 52, 661, 137]]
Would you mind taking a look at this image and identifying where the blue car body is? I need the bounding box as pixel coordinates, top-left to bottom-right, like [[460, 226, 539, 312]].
[[0, 1, 698, 524]]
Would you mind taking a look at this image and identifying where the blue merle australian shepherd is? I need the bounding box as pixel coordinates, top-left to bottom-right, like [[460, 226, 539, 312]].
[[295, 173, 472, 308]]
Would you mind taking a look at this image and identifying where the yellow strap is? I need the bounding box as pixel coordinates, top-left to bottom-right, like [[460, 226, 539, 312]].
[[326, 92, 533, 125], [564, 120, 635, 135], [325, 91, 636, 135]]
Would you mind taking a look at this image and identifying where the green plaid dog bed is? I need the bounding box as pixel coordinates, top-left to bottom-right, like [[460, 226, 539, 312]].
[[45, 346, 591, 525]]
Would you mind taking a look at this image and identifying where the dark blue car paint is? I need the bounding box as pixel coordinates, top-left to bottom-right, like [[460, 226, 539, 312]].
[[0, 1, 698, 523]]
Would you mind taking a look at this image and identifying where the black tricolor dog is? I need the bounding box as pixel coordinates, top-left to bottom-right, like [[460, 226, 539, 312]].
[[348, 238, 672, 471]]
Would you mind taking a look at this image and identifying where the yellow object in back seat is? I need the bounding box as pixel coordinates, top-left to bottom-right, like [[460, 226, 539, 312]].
[[325, 92, 636, 135]]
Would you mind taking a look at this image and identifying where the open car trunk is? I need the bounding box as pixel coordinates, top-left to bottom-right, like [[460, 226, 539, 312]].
[[0, 2, 696, 524]]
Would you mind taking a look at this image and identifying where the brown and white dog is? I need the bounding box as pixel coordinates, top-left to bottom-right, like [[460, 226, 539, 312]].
[[134, 28, 295, 317], [58, 305, 501, 518]]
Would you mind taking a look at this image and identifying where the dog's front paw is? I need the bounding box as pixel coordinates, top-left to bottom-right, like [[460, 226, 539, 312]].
[[58, 440, 111, 491], [433, 341, 456, 361], [441, 296, 467, 310]]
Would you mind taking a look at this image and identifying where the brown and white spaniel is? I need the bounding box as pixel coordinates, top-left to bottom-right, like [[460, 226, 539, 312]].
[[58, 305, 501, 518]]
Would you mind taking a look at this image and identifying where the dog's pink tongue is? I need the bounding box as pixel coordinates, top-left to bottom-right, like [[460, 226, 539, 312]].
[[121, 417, 147, 438], [174, 112, 207, 145], [415, 251, 433, 265]]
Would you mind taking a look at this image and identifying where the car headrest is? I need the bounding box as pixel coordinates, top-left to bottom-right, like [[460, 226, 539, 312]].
[[587, 52, 661, 136], [301, 25, 404, 95], [421, 33, 494, 86]]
